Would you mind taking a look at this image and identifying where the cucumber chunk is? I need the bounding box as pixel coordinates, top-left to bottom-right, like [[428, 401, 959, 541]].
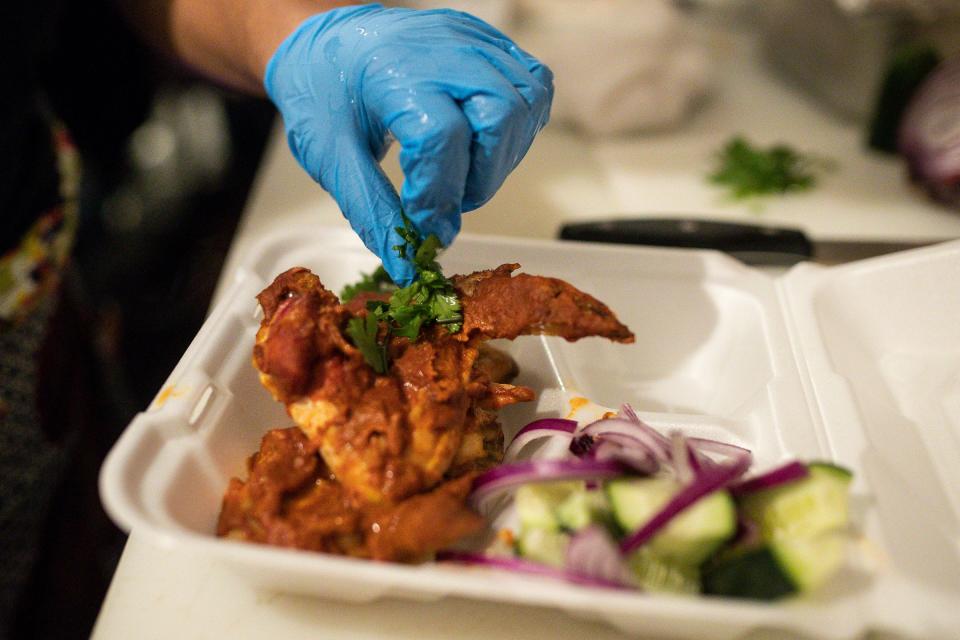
[[715, 462, 853, 599], [702, 533, 846, 600], [516, 528, 570, 568], [556, 488, 609, 532], [702, 545, 796, 600], [606, 478, 737, 565], [628, 547, 701, 595], [774, 532, 846, 591], [515, 481, 581, 532], [739, 463, 852, 540], [808, 461, 853, 482]]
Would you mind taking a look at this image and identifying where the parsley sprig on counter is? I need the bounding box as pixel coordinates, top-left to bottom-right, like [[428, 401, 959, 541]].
[[342, 217, 463, 373], [709, 136, 828, 200]]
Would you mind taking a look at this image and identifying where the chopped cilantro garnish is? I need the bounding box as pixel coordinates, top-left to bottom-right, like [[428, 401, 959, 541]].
[[709, 136, 827, 200], [345, 314, 388, 374], [342, 216, 463, 371], [339, 265, 396, 302]]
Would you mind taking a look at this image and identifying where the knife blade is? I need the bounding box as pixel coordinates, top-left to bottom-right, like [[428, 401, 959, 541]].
[[558, 218, 814, 266]]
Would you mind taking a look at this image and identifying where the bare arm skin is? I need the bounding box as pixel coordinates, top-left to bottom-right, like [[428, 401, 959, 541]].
[[123, 0, 353, 93]]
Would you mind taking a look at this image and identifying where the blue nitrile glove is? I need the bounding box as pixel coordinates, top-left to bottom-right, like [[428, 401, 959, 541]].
[[265, 4, 553, 285]]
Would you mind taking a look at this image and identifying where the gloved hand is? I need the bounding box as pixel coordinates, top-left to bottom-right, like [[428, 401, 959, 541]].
[[265, 4, 554, 285]]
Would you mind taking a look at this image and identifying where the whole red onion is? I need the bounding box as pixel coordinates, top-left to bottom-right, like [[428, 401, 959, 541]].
[[898, 56, 960, 208]]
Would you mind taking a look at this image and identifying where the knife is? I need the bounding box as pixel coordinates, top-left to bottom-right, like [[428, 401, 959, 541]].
[[559, 218, 813, 266], [558, 218, 935, 266]]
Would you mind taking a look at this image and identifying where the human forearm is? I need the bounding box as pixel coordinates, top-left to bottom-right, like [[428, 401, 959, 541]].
[[125, 0, 353, 93], [126, 2, 553, 283]]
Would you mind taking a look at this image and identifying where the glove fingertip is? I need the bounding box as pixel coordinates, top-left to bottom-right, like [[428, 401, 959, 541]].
[[405, 209, 461, 248], [383, 254, 416, 287], [460, 194, 492, 214]]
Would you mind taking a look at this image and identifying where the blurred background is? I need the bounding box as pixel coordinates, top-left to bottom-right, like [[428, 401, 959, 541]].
[[9, 0, 960, 637], [10, 2, 275, 637]]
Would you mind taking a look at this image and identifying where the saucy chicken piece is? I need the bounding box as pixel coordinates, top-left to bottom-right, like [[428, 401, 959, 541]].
[[218, 427, 483, 561], [454, 263, 635, 343], [252, 265, 633, 505]]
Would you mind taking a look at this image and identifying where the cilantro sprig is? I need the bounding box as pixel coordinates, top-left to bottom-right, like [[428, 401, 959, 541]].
[[345, 313, 388, 374], [340, 265, 395, 303], [342, 217, 463, 373], [709, 136, 830, 201]]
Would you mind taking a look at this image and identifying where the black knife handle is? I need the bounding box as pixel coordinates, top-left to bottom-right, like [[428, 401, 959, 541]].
[[558, 218, 813, 262]]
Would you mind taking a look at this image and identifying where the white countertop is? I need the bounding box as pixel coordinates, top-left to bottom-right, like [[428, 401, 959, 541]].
[[93, 25, 959, 640]]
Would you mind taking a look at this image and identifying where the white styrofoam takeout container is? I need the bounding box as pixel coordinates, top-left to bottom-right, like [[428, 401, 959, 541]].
[[99, 226, 960, 639]]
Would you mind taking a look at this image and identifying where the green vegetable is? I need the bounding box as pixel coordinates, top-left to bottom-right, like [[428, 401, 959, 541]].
[[340, 266, 395, 303], [606, 477, 737, 565], [709, 136, 826, 200], [517, 528, 571, 568], [628, 547, 701, 595], [739, 462, 852, 541], [504, 458, 853, 600], [341, 215, 463, 372], [702, 532, 847, 600], [515, 482, 580, 532], [702, 543, 796, 600], [705, 462, 854, 600], [345, 314, 389, 374], [556, 488, 611, 532]]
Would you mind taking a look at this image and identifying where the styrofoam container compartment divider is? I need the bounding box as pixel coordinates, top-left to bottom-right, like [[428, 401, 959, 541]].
[[100, 226, 960, 639]]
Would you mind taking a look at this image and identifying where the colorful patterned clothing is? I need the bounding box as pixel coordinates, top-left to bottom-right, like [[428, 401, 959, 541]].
[[0, 119, 79, 635]]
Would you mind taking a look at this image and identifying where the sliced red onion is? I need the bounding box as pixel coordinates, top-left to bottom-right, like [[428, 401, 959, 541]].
[[570, 431, 651, 457], [437, 550, 627, 589], [565, 525, 635, 587], [619, 403, 642, 423], [470, 459, 626, 512], [581, 418, 672, 462], [504, 418, 578, 461], [898, 55, 960, 208], [570, 429, 660, 476], [569, 433, 595, 457], [686, 439, 705, 474], [687, 437, 751, 461], [619, 451, 752, 555], [685, 436, 752, 474], [588, 438, 659, 476], [590, 431, 647, 451], [620, 404, 674, 456], [619, 403, 666, 436], [671, 432, 694, 485], [510, 418, 578, 440], [729, 460, 809, 497]]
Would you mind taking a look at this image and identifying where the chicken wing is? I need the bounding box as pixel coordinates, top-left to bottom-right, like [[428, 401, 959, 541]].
[[218, 427, 483, 561], [252, 264, 633, 505]]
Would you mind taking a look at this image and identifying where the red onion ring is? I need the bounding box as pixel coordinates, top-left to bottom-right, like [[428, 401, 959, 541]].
[[729, 460, 808, 497], [687, 437, 752, 461], [580, 418, 672, 462], [470, 459, 626, 512], [504, 418, 578, 461], [565, 525, 634, 587], [671, 432, 694, 485], [587, 439, 659, 476]]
